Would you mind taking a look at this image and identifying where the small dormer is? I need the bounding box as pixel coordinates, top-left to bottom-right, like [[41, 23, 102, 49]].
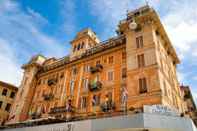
[[70, 28, 100, 59]]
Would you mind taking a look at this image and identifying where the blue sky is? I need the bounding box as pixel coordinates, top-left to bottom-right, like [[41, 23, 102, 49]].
[[0, 0, 197, 101]]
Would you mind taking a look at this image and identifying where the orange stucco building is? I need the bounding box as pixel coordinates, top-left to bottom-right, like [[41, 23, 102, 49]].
[[7, 6, 185, 124]]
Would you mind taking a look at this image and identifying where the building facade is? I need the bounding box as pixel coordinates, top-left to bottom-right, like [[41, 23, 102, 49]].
[[180, 85, 197, 125], [7, 6, 185, 124], [0, 81, 18, 124]]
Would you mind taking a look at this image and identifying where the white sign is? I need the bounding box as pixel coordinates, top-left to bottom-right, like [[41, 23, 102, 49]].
[[50, 124, 74, 131], [144, 105, 179, 116]]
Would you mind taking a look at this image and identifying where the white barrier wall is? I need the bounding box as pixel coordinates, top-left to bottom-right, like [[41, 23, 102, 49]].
[[1, 113, 196, 131]]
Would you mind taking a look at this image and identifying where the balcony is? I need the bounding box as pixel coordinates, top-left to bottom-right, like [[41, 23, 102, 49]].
[[43, 93, 54, 101], [100, 100, 116, 112], [31, 112, 41, 119], [47, 79, 57, 86], [88, 81, 102, 92], [90, 64, 103, 73], [50, 106, 75, 114]]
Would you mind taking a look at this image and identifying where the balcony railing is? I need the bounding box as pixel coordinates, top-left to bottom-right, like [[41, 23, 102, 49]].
[[31, 112, 41, 119], [90, 64, 103, 73], [100, 100, 116, 112], [88, 81, 102, 92], [47, 79, 57, 86], [43, 93, 54, 101], [49, 106, 75, 114]]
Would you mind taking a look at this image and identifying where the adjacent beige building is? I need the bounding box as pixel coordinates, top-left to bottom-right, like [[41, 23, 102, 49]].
[[0, 81, 18, 124], [180, 85, 197, 125]]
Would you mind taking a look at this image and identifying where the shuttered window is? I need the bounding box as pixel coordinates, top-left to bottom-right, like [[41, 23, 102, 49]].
[[136, 36, 143, 48], [139, 78, 147, 94], [137, 54, 145, 68], [122, 68, 127, 79], [108, 56, 114, 64], [108, 71, 114, 81]]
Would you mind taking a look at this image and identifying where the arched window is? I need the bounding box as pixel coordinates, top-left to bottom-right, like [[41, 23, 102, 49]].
[[77, 44, 81, 50], [81, 42, 85, 49], [2, 89, 7, 96]]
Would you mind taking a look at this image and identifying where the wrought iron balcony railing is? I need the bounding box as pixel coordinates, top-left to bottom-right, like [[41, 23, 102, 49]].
[[49, 106, 75, 114], [43, 93, 54, 101], [100, 100, 116, 112], [88, 81, 102, 92], [90, 64, 103, 73], [31, 112, 41, 119]]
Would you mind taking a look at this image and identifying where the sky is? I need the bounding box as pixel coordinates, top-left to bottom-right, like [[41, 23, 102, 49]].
[[0, 0, 197, 101]]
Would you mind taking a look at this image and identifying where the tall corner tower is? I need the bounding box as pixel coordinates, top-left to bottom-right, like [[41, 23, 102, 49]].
[[117, 5, 182, 112], [7, 55, 46, 123]]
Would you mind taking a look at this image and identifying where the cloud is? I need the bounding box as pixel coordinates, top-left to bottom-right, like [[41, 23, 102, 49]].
[[89, 0, 145, 39], [0, 0, 69, 85], [0, 38, 22, 86], [59, 0, 77, 38], [160, 0, 197, 59], [27, 7, 49, 26]]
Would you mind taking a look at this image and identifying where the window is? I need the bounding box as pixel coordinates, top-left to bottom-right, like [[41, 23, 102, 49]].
[[108, 71, 114, 81], [83, 79, 89, 91], [81, 96, 87, 109], [96, 60, 100, 65], [77, 44, 80, 50], [108, 56, 114, 64], [122, 68, 127, 79], [84, 65, 90, 72], [72, 67, 77, 75], [5, 103, 11, 112], [70, 80, 75, 96], [139, 78, 147, 94], [122, 52, 126, 60], [137, 54, 145, 68], [136, 36, 143, 48], [2, 89, 8, 96], [10, 92, 15, 99], [0, 101, 2, 108], [81, 42, 85, 49], [92, 94, 100, 106]]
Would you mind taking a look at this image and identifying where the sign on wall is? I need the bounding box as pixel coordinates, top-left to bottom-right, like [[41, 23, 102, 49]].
[[144, 105, 179, 116]]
